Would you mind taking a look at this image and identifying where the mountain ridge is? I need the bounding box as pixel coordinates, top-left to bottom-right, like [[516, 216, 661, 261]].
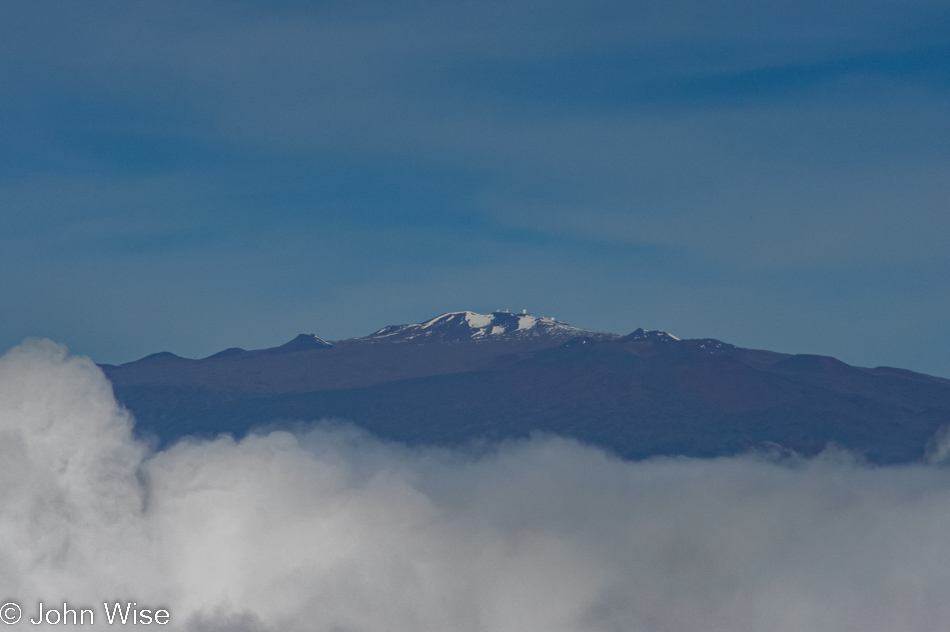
[[102, 310, 950, 463]]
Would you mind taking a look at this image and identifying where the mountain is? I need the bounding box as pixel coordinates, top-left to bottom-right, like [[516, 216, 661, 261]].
[[103, 311, 950, 463]]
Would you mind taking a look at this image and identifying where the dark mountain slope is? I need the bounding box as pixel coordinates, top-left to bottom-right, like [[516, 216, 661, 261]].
[[108, 316, 950, 463]]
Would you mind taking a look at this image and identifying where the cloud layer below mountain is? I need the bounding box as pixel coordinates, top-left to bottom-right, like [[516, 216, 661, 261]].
[[2, 340, 950, 631]]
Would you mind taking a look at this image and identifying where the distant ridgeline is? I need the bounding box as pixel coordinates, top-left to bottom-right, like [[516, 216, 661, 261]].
[[102, 311, 950, 463]]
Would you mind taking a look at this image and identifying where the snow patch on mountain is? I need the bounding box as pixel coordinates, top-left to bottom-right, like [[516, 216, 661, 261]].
[[465, 312, 493, 329], [517, 315, 538, 331]]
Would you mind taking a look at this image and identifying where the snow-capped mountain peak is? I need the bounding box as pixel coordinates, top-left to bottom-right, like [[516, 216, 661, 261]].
[[363, 311, 618, 343]]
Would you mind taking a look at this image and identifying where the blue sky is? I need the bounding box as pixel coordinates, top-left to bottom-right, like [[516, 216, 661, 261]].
[[1, 0, 949, 375]]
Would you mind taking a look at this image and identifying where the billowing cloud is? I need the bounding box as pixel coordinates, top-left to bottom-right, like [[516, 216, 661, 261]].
[[3, 340, 950, 631]]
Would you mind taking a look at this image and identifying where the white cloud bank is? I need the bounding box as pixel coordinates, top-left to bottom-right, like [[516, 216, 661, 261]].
[[2, 340, 950, 631]]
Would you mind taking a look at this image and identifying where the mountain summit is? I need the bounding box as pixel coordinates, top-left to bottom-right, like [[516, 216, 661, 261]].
[[363, 311, 619, 343], [269, 333, 333, 353]]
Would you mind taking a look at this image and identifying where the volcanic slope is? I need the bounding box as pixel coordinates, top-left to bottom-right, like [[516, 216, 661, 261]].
[[104, 311, 950, 463]]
